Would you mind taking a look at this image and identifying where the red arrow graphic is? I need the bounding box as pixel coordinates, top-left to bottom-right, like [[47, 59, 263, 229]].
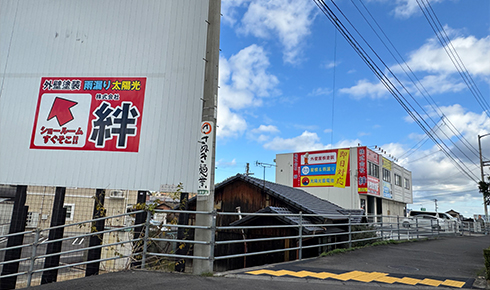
[[47, 97, 78, 126]]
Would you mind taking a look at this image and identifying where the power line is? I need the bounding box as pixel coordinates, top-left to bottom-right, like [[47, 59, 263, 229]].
[[416, 0, 490, 118], [312, 0, 480, 183], [354, 0, 481, 162]]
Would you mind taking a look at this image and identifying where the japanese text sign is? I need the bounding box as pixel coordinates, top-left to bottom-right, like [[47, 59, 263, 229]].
[[198, 121, 214, 195], [293, 149, 350, 188], [30, 77, 146, 152]]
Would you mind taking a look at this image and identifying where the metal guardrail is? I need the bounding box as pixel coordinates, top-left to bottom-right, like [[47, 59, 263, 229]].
[[0, 210, 487, 289]]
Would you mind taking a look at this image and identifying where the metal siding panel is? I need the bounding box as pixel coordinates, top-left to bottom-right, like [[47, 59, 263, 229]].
[[0, 0, 210, 192]]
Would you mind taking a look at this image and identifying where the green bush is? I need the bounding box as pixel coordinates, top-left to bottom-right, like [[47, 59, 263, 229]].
[[484, 247, 490, 280]]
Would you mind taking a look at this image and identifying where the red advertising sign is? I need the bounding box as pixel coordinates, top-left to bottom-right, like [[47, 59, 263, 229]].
[[30, 77, 146, 152], [357, 147, 368, 194], [358, 146, 380, 196]]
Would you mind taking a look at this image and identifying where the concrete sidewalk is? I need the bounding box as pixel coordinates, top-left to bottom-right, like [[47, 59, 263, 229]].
[[30, 235, 490, 290]]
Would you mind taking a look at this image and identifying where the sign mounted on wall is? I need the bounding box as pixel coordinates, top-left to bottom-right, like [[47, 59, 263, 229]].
[[30, 77, 146, 152], [198, 121, 214, 195], [292, 148, 350, 188]]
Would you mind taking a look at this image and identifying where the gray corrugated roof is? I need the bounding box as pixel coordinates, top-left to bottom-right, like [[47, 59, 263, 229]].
[[230, 206, 325, 234], [217, 174, 361, 220]]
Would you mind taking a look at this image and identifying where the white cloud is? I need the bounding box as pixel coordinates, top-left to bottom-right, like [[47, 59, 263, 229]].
[[386, 106, 490, 209], [216, 106, 247, 138], [264, 131, 326, 151], [216, 158, 237, 168], [221, 0, 249, 26], [339, 79, 389, 100], [251, 124, 280, 134], [217, 45, 279, 139], [406, 34, 490, 76], [309, 87, 332, 96], [417, 74, 466, 95], [340, 31, 490, 100], [236, 0, 317, 64], [391, 0, 444, 19], [247, 124, 280, 142]]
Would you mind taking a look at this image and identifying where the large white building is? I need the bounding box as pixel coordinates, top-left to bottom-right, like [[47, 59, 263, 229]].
[[275, 146, 412, 217]]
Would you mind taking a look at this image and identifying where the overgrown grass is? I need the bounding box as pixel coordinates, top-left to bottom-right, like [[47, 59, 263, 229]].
[[320, 238, 428, 257]]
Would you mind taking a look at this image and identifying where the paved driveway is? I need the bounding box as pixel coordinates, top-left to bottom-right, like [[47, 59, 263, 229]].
[[29, 235, 490, 290]]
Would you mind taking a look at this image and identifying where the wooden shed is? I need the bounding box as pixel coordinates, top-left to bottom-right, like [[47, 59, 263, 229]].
[[184, 174, 363, 271]]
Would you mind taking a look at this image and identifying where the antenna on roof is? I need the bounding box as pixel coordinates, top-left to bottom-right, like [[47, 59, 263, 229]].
[[255, 161, 276, 187]]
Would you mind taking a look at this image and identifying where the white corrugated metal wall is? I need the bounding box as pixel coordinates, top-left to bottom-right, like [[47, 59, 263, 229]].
[[0, 0, 211, 192]]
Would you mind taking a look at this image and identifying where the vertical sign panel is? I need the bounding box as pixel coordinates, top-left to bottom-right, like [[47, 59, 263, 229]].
[[198, 121, 213, 195], [358, 147, 368, 194]]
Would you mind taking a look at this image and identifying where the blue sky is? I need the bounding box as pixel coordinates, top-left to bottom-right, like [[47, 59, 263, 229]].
[[214, 0, 490, 218]]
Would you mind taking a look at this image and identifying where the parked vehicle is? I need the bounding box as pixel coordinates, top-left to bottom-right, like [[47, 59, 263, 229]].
[[402, 214, 445, 230]]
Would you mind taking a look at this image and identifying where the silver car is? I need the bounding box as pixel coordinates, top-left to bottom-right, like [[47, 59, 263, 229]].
[[402, 214, 445, 230]]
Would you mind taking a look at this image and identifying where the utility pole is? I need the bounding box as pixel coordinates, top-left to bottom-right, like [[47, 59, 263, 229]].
[[478, 133, 490, 221], [193, 0, 220, 275], [434, 199, 438, 213]]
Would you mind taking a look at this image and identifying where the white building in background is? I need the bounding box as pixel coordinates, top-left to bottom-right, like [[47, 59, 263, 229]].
[[275, 146, 413, 217]]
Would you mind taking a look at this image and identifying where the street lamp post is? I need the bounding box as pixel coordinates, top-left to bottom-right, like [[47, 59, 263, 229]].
[[478, 133, 490, 222]]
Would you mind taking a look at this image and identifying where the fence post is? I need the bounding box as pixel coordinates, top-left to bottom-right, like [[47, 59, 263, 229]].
[[27, 228, 41, 287], [416, 218, 419, 239], [397, 216, 400, 241], [141, 210, 151, 269], [41, 187, 67, 285], [0, 185, 28, 290], [210, 210, 217, 264], [348, 214, 352, 249], [85, 189, 106, 277], [131, 190, 147, 268], [298, 211, 303, 260], [380, 215, 384, 240]]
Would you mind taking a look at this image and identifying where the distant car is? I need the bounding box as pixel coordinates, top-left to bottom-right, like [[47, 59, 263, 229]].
[[402, 214, 445, 230]]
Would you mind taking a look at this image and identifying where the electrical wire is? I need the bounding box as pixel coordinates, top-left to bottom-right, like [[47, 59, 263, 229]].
[[354, 0, 481, 161], [416, 0, 490, 117], [312, 0, 480, 183]]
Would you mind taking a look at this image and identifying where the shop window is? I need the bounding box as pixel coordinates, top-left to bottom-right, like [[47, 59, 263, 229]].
[[368, 162, 379, 179], [382, 168, 391, 182], [394, 174, 402, 186]]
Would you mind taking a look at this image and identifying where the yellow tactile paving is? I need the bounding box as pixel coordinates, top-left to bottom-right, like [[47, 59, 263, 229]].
[[419, 278, 443, 287], [374, 276, 401, 284], [441, 280, 466, 288], [351, 272, 389, 282], [245, 269, 467, 288], [334, 270, 368, 281], [289, 270, 316, 278], [398, 277, 422, 285]]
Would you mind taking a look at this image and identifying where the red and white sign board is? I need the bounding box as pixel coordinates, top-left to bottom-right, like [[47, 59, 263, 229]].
[[30, 77, 146, 152]]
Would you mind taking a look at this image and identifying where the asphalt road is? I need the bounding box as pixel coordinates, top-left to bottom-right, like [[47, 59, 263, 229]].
[[28, 235, 490, 290]]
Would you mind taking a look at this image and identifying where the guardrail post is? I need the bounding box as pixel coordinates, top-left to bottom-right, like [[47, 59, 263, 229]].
[[380, 215, 384, 240], [298, 211, 303, 260], [27, 228, 41, 287], [416, 218, 419, 239], [141, 210, 151, 269], [348, 214, 352, 249], [210, 210, 217, 264], [397, 216, 400, 240]]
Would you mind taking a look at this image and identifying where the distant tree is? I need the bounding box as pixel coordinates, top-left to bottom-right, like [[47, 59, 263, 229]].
[[478, 176, 490, 205]]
